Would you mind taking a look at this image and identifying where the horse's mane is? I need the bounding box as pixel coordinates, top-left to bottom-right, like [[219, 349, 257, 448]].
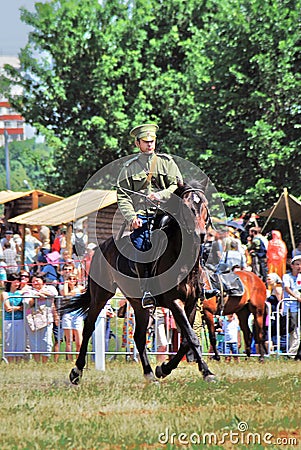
[[163, 180, 208, 236]]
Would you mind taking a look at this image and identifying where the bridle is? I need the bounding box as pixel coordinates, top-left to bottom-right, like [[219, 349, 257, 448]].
[[180, 187, 212, 233]]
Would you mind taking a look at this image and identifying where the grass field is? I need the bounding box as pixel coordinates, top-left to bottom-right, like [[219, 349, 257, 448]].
[[1, 357, 301, 449]]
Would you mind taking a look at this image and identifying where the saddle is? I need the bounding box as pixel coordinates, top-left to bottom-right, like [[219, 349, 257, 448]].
[[206, 263, 245, 298]]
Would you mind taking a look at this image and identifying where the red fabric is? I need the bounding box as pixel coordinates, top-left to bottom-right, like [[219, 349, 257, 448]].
[[52, 237, 61, 253], [267, 230, 287, 278]]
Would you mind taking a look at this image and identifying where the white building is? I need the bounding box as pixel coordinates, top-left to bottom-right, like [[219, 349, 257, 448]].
[[0, 56, 25, 146]]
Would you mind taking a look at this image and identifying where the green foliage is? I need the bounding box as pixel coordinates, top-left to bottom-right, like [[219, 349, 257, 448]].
[[1, 0, 301, 214], [0, 139, 55, 191]]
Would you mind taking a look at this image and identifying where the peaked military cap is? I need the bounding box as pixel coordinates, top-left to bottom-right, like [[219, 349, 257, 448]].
[[130, 123, 158, 141]]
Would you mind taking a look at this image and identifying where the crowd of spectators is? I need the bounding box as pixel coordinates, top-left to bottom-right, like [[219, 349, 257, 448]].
[[1, 218, 301, 363], [202, 222, 301, 358], [0, 223, 98, 363]]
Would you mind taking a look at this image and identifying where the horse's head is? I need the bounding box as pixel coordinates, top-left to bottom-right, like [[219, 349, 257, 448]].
[[174, 180, 210, 242]]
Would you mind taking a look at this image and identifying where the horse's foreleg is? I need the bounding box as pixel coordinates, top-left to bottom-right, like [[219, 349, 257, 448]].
[[156, 302, 215, 382], [155, 340, 190, 379]]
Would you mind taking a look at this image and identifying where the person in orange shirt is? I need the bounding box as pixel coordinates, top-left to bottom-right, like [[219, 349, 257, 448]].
[[267, 230, 287, 278]]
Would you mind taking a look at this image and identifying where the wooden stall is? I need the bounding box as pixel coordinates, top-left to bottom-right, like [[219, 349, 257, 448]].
[[0, 189, 63, 233], [8, 190, 120, 260]]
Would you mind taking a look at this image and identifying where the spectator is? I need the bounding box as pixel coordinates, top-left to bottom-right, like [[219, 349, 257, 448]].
[[221, 238, 247, 270], [24, 228, 41, 272], [267, 230, 287, 278], [13, 233, 23, 266], [59, 261, 78, 284], [52, 226, 67, 254], [120, 300, 137, 360], [59, 250, 72, 269], [215, 315, 225, 354], [153, 307, 168, 363], [18, 270, 34, 361], [40, 251, 61, 285], [25, 274, 58, 363], [247, 227, 268, 281], [72, 226, 88, 262], [292, 241, 301, 259], [266, 272, 283, 345], [266, 273, 283, 311], [1, 230, 17, 252], [0, 255, 8, 288], [39, 225, 51, 251], [222, 313, 241, 362], [3, 242, 18, 274], [2, 273, 25, 363], [60, 272, 84, 361], [52, 297, 62, 363], [82, 242, 97, 280], [282, 255, 301, 355]]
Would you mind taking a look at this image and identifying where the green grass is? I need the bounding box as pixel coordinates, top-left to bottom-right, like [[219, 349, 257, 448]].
[[0, 358, 301, 449]]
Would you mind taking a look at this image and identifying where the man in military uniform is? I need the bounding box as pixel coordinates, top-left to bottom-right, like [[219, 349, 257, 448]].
[[117, 123, 182, 308]]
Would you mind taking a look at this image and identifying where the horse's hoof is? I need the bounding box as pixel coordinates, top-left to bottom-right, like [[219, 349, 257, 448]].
[[144, 373, 159, 384], [203, 371, 216, 383], [155, 365, 168, 379], [69, 367, 83, 385], [294, 354, 301, 361], [212, 354, 221, 362]]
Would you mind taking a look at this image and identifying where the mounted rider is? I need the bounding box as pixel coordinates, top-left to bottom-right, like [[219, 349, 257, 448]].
[[117, 123, 218, 308], [117, 123, 182, 308]]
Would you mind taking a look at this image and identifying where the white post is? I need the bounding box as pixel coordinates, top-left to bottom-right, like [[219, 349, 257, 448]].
[[95, 308, 106, 371]]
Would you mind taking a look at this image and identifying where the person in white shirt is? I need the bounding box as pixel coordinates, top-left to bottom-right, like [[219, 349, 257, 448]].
[[222, 313, 241, 362]]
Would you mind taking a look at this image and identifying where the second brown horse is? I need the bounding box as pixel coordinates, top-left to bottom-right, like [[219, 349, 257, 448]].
[[202, 269, 267, 361]]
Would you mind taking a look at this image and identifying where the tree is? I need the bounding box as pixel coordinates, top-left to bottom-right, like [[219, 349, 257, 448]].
[[186, 0, 301, 213], [2, 0, 301, 217], [0, 138, 55, 191]]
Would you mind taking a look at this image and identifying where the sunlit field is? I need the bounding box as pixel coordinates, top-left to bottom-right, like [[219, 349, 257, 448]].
[[1, 357, 301, 449]]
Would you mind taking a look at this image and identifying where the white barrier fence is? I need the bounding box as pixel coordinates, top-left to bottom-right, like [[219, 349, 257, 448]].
[[1, 294, 300, 364]]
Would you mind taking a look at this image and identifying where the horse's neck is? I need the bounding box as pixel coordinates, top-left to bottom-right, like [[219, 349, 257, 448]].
[[167, 227, 200, 268]]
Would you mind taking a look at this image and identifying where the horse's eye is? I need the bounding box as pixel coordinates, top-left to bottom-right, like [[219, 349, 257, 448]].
[[193, 193, 201, 203]]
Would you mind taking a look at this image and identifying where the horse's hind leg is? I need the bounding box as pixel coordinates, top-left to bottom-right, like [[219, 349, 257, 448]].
[[203, 309, 220, 361], [236, 307, 252, 358], [252, 305, 267, 362]]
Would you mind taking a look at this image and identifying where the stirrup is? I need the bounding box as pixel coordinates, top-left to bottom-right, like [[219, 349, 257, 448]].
[[141, 291, 156, 309]]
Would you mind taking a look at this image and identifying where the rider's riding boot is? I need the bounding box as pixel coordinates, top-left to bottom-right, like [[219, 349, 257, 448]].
[[205, 289, 220, 299]]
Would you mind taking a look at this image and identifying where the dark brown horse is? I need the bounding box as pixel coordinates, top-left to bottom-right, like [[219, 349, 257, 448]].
[[61, 181, 215, 384], [202, 269, 267, 360]]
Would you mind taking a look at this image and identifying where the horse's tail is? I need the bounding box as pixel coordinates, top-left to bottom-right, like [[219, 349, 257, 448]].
[[58, 288, 92, 318]]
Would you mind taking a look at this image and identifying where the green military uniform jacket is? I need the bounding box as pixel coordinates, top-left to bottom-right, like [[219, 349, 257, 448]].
[[117, 152, 182, 223]]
